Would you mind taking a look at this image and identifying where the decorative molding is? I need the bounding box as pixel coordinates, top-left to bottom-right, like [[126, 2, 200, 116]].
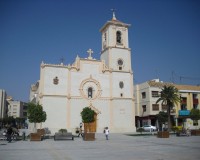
[[88, 102, 101, 114], [79, 76, 102, 100]]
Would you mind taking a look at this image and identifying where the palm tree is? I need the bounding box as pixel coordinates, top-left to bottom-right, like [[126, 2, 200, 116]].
[[156, 85, 180, 131]]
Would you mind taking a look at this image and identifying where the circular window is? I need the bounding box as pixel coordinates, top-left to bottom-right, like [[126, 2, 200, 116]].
[[118, 59, 123, 66]]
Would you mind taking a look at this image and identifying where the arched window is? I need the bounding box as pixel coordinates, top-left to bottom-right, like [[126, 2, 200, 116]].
[[116, 31, 122, 44], [88, 87, 93, 98], [119, 81, 124, 89]]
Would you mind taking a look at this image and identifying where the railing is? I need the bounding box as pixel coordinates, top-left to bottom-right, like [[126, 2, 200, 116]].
[[181, 99, 187, 104]]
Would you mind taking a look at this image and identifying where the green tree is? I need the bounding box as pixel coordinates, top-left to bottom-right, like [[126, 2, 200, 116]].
[[190, 108, 200, 128], [81, 107, 95, 133], [156, 85, 180, 131], [27, 103, 47, 131], [156, 111, 168, 131], [81, 107, 95, 123]]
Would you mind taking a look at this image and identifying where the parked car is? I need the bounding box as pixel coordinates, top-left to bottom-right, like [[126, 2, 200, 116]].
[[142, 125, 157, 132]]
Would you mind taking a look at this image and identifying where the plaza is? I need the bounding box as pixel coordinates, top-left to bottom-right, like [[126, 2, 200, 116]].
[[1, 134, 200, 160]]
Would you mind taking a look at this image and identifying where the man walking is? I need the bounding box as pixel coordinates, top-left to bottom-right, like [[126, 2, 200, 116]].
[[104, 127, 109, 140]]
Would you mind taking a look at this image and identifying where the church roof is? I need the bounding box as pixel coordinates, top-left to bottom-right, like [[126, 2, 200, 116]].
[[100, 15, 131, 32]]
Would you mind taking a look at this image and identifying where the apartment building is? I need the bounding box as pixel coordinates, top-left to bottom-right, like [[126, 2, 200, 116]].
[[7, 98, 28, 119], [135, 79, 200, 129]]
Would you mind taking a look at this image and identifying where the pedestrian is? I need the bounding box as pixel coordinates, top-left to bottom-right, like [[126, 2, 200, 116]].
[[104, 127, 109, 140], [7, 126, 13, 143]]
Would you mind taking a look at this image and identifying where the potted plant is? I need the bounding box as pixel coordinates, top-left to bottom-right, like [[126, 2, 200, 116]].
[[190, 108, 200, 136], [171, 126, 181, 136], [156, 85, 180, 138], [27, 102, 47, 141], [80, 107, 95, 141], [156, 111, 169, 138]]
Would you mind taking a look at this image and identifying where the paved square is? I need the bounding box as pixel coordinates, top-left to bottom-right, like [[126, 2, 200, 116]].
[[0, 134, 200, 160]]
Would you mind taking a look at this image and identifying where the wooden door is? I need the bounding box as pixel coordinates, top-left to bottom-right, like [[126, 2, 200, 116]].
[[90, 113, 97, 132]]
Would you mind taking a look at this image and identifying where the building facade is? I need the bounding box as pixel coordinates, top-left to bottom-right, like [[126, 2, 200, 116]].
[[30, 14, 136, 134], [7, 98, 28, 119], [135, 79, 200, 130]]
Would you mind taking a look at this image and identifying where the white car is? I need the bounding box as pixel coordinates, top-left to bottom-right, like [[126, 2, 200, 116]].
[[142, 125, 157, 132]]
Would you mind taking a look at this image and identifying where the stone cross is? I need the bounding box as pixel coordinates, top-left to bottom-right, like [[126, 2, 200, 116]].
[[87, 48, 93, 59], [111, 8, 116, 20]]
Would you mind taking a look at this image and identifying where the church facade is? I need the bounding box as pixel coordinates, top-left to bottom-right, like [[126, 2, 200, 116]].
[[30, 14, 136, 134]]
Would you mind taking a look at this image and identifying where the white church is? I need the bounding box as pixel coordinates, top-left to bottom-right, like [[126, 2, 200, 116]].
[[30, 13, 136, 134]]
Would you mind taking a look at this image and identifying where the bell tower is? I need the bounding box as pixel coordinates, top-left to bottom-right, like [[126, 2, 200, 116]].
[[100, 12, 132, 72]]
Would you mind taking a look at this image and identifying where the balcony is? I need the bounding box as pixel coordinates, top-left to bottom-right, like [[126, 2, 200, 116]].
[[193, 99, 199, 104], [179, 110, 190, 116], [181, 99, 187, 104]]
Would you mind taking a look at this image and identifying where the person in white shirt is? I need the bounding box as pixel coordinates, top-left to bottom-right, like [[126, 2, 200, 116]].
[[104, 127, 109, 140]]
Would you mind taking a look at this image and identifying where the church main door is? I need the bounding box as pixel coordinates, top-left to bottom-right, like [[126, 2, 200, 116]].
[[90, 113, 97, 132]]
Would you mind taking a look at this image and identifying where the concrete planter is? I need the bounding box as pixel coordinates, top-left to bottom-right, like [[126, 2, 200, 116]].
[[157, 131, 169, 138], [191, 130, 200, 136], [30, 133, 42, 141], [83, 133, 95, 141], [37, 129, 45, 136]]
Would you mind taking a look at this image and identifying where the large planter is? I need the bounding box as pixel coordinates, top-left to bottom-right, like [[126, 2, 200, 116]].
[[83, 132, 95, 141], [30, 133, 42, 141], [37, 129, 45, 136], [191, 130, 200, 136], [157, 131, 169, 138]]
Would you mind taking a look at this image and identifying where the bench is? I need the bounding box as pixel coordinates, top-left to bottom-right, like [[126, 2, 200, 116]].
[[54, 132, 74, 140]]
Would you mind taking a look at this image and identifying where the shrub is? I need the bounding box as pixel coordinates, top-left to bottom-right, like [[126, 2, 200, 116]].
[[59, 129, 67, 134], [137, 127, 145, 134]]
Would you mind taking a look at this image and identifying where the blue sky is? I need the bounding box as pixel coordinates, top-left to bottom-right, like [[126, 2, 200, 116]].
[[0, 0, 200, 102]]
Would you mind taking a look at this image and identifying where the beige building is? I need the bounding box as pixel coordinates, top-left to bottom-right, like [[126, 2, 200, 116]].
[[135, 79, 200, 129], [7, 98, 28, 119], [30, 14, 136, 134]]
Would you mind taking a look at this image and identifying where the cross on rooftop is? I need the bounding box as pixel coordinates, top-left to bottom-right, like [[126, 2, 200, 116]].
[[111, 8, 117, 20], [87, 48, 93, 59]]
